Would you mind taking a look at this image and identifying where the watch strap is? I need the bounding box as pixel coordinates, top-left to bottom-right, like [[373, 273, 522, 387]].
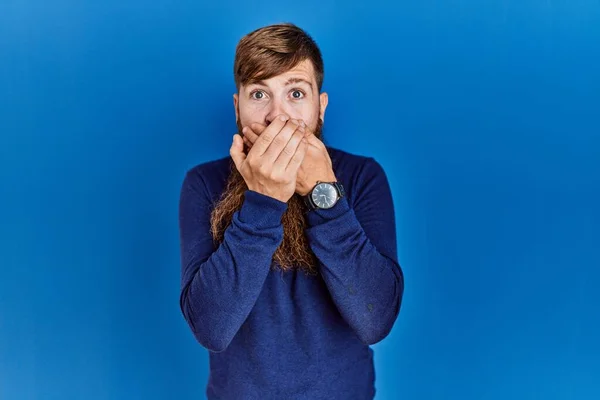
[[333, 181, 346, 198]]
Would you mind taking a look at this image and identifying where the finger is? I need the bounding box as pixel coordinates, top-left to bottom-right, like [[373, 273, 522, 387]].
[[286, 136, 308, 173], [299, 122, 319, 145], [243, 139, 252, 154], [305, 131, 324, 149], [229, 134, 246, 170], [242, 126, 259, 144], [262, 118, 303, 163], [242, 134, 252, 147], [273, 125, 305, 170], [249, 122, 267, 135], [251, 114, 290, 156]]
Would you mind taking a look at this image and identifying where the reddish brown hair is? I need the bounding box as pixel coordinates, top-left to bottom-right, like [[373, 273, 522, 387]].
[[233, 23, 324, 92], [211, 23, 325, 275]]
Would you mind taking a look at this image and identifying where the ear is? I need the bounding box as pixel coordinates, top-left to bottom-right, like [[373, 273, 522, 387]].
[[319, 92, 328, 122], [233, 93, 239, 123]]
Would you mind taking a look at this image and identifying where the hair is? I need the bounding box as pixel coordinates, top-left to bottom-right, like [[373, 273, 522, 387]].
[[209, 22, 326, 275], [209, 116, 324, 275], [233, 23, 324, 92], [209, 160, 320, 275]]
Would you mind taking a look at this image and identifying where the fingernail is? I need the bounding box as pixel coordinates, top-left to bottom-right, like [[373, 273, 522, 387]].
[[300, 120, 306, 127], [279, 115, 288, 121], [291, 119, 299, 125]]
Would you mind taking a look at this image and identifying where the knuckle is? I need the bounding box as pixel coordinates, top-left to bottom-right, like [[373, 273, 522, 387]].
[[268, 170, 281, 182], [258, 164, 269, 175], [272, 136, 286, 148], [260, 133, 274, 143], [291, 130, 302, 141], [292, 150, 304, 162]]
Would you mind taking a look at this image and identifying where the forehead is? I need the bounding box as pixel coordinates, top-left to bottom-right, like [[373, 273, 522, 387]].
[[281, 59, 315, 78], [246, 59, 316, 88]]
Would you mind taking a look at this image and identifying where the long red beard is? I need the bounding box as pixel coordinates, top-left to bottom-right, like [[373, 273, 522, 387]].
[[209, 118, 324, 275]]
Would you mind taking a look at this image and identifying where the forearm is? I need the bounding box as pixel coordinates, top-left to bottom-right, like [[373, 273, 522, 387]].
[[180, 227, 281, 352], [179, 185, 286, 352], [306, 197, 404, 345]]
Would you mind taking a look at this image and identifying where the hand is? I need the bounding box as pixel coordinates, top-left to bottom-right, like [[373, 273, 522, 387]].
[[242, 120, 336, 196], [230, 115, 308, 203]]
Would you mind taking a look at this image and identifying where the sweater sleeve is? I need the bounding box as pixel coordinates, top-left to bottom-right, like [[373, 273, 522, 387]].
[[178, 169, 287, 352], [305, 157, 404, 345]]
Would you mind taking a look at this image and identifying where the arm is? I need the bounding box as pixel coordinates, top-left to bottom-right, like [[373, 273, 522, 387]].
[[305, 157, 404, 345], [178, 169, 286, 352]]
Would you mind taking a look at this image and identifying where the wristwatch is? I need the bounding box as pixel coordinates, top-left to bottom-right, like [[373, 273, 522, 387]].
[[303, 181, 345, 211]]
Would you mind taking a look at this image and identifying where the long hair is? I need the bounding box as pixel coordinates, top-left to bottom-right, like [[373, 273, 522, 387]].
[[211, 23, 326, 275], [209, 157, 319, 275]]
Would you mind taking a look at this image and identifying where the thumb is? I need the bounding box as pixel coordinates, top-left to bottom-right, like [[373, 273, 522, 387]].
[[305, 131, 323, 147], [249, 122, 267, 134], [229, 134, 246, 170]]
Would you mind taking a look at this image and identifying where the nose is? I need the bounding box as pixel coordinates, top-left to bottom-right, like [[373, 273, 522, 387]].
[[265, 98, 289, 125]]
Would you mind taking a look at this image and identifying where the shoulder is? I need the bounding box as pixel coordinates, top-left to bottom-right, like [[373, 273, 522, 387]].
[[181, 155, 232, 199], [326, 145, 388, 204], [185, 155, 230, 180], [327, 145, 386, 179]]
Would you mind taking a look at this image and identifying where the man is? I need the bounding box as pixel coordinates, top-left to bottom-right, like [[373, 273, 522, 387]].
[[178, 22, 404, 399]]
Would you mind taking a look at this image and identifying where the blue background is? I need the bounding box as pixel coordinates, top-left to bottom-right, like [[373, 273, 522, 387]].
[[1, 1, 599, 399]]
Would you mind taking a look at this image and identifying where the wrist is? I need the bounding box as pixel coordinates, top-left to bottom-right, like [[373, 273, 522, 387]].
[[303, 180, 345, 212], [247, 185, 289, 204], [307, 173, 337, 192]]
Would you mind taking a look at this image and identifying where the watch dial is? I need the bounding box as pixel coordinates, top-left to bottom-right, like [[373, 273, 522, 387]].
[[311, 183, 338, 209]]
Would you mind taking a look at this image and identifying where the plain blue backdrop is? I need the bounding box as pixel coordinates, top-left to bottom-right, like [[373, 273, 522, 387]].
[[1, 1, 599, 399]]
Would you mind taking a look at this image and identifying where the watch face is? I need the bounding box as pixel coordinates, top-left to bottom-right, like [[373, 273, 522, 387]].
[[311, 183, 338, 209]]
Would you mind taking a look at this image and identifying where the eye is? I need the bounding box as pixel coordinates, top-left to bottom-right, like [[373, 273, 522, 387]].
[[291, 89, 305, 99], [250, 90, 266, 100]]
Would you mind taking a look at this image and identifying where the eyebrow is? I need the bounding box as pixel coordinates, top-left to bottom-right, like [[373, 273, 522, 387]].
[[249, 77, 314, 90]]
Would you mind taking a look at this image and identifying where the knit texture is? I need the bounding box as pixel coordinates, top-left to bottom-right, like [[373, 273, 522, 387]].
[[178, 146, 404, 400]]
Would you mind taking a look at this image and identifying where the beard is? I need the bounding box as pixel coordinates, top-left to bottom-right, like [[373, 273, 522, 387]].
[[209, 116, 325, 275]]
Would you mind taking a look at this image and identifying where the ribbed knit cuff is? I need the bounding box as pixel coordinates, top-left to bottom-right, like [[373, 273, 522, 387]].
[[306, 196, 350, 226], [238, 190, 288, 229]]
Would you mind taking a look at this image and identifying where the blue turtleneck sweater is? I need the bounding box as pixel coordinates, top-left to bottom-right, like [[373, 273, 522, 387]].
[[178, 146, 404, 400]]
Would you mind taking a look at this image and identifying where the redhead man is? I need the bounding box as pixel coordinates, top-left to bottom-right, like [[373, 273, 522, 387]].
[[178, 22, 404, 400]]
